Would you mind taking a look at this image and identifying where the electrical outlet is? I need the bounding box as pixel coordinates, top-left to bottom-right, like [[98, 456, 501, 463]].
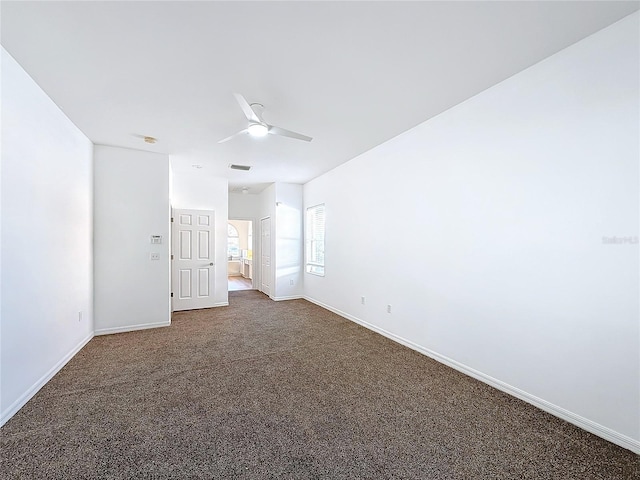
[[361, 296, 366, 305], [150, 252, 160, 261], [78, 311, 82, 322], [387, 304, 392, 313], [290, 279, 294, 286]]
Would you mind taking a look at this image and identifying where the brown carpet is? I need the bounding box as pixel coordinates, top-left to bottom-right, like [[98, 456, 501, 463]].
[[1, 290, 637, 479]]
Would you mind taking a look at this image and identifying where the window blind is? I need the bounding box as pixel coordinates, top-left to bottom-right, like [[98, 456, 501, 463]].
[[306, 204, 325, 276]]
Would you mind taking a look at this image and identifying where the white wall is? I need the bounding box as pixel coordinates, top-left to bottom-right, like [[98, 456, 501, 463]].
[[229, 192, 260, 219], [275, 183, 303, 300], [171, 170, 228, 306], [303, 13, 639, 452], [94, 146, 171, 334], [1, 48, 93, 425]]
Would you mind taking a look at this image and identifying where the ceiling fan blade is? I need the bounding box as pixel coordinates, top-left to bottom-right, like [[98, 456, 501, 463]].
[[233, 93, 260, 123], [217, 129, 248, 143], [268, 125, 312, 142]]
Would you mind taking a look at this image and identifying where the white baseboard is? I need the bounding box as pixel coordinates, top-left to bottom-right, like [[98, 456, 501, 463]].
[[214, 301, 229, 307], [0, 332, 93, 427], [94, 320, 171, 336], [272, 295, 303, 302], [303, 296, 640, 454]]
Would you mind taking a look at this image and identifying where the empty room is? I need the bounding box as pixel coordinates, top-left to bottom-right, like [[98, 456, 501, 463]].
[[1, 1, 638, 478]]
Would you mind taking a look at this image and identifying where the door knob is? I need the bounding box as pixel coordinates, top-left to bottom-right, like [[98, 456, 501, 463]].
[[209, 262, 214, 266]]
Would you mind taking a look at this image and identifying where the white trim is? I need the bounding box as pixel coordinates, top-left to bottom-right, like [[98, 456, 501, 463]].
[[0, 332, 94, 427], [303, 295, 640, 454], [214, 301, 230, 307], [272, 295, 303, 302], [94, 321, 171, 336]]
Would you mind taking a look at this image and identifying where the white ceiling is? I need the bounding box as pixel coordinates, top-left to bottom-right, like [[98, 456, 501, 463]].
[[2, 1, 638, 193]]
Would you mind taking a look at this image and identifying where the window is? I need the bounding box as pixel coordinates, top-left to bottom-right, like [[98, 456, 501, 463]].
[[227, 223, 240, 258], [305, 204, 325, 276]]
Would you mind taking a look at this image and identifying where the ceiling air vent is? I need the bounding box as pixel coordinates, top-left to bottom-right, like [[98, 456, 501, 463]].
[[229, 164, 251, 171]]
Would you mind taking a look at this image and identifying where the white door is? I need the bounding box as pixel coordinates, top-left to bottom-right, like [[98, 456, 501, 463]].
[[260, 216, 271, 296], [172, 209, 216, 311]]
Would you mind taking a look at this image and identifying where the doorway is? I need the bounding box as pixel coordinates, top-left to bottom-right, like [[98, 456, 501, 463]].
[[228, 219, 254, 291]]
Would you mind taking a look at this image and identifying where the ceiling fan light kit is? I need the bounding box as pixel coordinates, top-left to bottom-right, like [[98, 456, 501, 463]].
[[248, 123, 268, 137], [218, 93, 312, 143]]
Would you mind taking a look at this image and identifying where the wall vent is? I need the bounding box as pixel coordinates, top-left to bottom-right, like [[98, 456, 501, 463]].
[[229, 164, 251, 171]]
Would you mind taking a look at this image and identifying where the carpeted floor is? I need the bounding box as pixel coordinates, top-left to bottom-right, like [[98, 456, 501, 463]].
[[1, 290, 638, 479]]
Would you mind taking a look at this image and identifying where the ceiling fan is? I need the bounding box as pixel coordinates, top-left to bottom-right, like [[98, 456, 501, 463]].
[[218, 93, 312, 143]]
